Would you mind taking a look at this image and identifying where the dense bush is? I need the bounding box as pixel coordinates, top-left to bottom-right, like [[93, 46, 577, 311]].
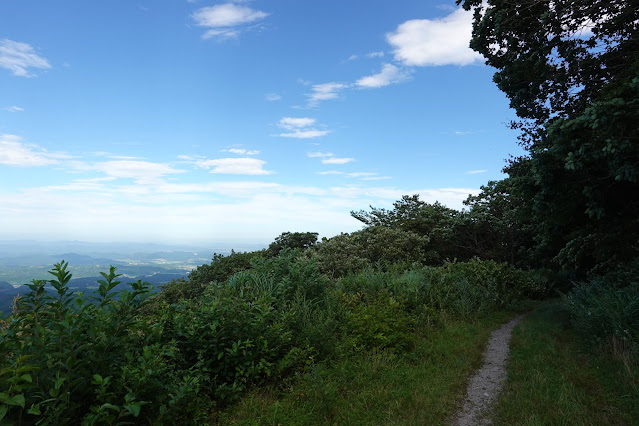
[[0, 251, 549, 423], [314, 226, 431, 278], [337, 259, 548, 321], [154, 249, 266, 305], [563, 278, 639, 352]]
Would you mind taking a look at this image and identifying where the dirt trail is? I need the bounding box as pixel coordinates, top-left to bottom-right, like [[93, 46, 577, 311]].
[[453, 315, 524, 426]]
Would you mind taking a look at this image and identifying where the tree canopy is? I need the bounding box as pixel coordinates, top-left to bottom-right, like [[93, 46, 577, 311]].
[[459, 0, 639, 274]]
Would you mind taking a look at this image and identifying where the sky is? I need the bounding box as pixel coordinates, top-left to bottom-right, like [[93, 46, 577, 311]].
[[0, 0, 524, 246]]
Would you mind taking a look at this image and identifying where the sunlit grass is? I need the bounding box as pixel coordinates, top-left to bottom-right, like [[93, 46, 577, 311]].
[[221, 312, 513, 425], [492, 302, 639, 425]]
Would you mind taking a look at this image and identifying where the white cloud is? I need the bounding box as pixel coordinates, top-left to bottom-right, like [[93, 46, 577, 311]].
[[317, 170, 344, 175], [307, 82, 349, 107], [278, 117, 316, 129], [308, 152, 354, 165], [280, 130, 330, 139], [265, 93, 282, 101], [467, 169, 487, 174], [307, 152, 334, 158], [0, 39, 51, 77], [195, 157, 273, 175], [276, 117, 329, 139], [201, 28, 240, 40], [322, 157, 354, 165], [91, 160, 185, 183], [192, 3, 268, 40], [360, 176, 392, 181], [4, 106, 24, 112], [348, 172, 378, 178], [367, 51, 385, 58], [0, 135, 67, 166], [356, 63, 411, 88], [0, 179, 480, 244], [387, 8, 483, 66], [224, 148, 260, 155]]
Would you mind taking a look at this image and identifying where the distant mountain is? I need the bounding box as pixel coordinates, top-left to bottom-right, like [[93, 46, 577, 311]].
[[0, 272, 187, 316], [0, 240, 263, 258], [0, 253, 125, 267]]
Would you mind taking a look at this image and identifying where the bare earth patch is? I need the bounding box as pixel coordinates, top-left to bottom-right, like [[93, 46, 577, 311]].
[[453, 315, 524, 425]]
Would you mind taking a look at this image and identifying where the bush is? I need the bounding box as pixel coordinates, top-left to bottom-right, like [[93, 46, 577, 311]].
[[563, 278, 639, 351], [153, 249, 266, 305], [314, 227, 430, 278]]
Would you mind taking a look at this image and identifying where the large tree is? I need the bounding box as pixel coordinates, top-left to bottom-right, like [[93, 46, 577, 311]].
[[459, 0, 639, 273]]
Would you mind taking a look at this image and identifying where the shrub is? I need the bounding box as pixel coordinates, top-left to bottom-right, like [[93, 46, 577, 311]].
[[563, 278, 639, 351]]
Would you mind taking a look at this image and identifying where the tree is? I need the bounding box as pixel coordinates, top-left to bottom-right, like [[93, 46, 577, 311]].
[[351, 195, 461, 263], [459, 0, 639, 273], [267, 232, 319, 257]]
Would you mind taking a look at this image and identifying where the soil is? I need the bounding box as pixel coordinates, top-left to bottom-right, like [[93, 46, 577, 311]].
[[453, 315, 524, 425]]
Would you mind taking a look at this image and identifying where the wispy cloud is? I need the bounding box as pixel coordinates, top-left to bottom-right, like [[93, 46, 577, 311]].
[[467, 169, 487, 174], [307, 152, 334, 158], [347, 51, 385, 61], [0, 39, 51, 77], [91, 160, 185, 183], [355, 63, 411, 88], [347, 172, 378, 178], [192, 3, 268, 40], [387, 8, 483, 66], [276, 117, 330, 139], [306, 82, 349, 107], [0, 135, 69, 166], [307, 151, 354, 165], [4, 106, 24, 112], [265, 93, 282, 101], [223, 148, 260, 155], [194, 157, 273, 175], [322, 157, 355, 165]]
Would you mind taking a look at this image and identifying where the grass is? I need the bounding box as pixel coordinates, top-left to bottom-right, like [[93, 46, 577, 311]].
[[491, 302, 639, 425], [220, 311, 513, 425]]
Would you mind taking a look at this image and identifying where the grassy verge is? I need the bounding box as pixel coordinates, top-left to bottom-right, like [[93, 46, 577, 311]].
[[492, 302, 639, 425], [221, 311, 513, 425]]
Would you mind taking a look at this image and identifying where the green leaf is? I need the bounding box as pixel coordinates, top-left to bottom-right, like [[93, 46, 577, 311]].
[[124, 403, 141, 417], [27, 404, 41, 415], [6, 394, 25, 408], [101, 403, 120, 411], [0, 405, 8, 423]]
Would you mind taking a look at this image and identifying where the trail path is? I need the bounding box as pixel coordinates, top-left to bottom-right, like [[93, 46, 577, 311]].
[[453, 315, 524, 425]]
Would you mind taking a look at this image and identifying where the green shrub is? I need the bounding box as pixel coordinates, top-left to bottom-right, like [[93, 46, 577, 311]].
[[155, 249, 267, 305], [563, 278, 639, 351], [338, 290, 415, 352]]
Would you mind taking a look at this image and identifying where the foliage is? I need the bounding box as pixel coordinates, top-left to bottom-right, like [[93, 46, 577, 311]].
[[563, 278, 639, 351], [459, 0, 639, 274], [0, 251, 552, 423], [314, 226, 431, 278], [493, 303, 638, 424], [338, 290, 415, 352], [222, 313, 510, 425], [267, 232, 319, 257], [351, 195, 459, 264], [155, 249, 266, 304]]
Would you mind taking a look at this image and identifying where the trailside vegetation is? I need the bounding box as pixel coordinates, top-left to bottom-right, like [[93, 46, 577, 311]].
[[1, 0, 637, 422], [0, 243, 547, 424]]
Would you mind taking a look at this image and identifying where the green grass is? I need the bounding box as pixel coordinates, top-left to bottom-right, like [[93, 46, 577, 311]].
[[220, 311, 513, 425], [492, 302, 639, 425]]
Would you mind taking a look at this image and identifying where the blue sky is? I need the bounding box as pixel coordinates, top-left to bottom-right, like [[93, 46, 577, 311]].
[[0, 0, 523, 245]]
